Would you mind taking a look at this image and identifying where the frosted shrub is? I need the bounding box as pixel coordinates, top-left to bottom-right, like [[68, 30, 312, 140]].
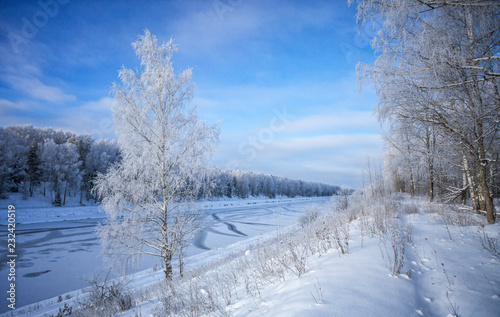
[[156, 277, 224, 317], [335, 186, 352, 210], [306, 218, 334, 255], [76, 274, 132, 317], [52, 304, 72, 317], [426, 203, 483, 227], [378, 219, 413, 275], [357, 203, 376, 240], [400, 202, 419, 215], [276, 239, 308, 277], [186, 279, 220, 316], [479, 227, 499, 260], [357, 198, 397, 237], [332, 216, 350, 256], [347, 194, 414, 275], [254, 245, 286, 282], [214, 272, 236, 307], [299, 206, 320, 228]]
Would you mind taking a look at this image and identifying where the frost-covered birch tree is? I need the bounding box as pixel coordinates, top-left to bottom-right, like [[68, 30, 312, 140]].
[[95, 30, 219, 280], [351, 0, 500, 223]]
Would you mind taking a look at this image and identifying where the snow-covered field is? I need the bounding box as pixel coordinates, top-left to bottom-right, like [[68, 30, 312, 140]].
[[2, 195, 500, 317]]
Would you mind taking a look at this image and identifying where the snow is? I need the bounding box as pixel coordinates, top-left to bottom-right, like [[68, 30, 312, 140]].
[[0, 195, 328, 314], [0, 193, 323, 225], [2, 196, 499, 317], [0, 193, 103, 225], [221, 212, 499, 317], [122, 198, 500, 317]]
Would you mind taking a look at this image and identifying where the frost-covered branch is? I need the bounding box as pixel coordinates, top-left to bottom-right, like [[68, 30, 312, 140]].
[[95, 30, 219, 281]]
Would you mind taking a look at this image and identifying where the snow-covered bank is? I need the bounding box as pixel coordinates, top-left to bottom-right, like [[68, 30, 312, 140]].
[[122, 197, 499, 317], [0, 193, 102, 226], [0, 194, 327, 225], [223, 212, 500, 317], [0, 196, 329, 314], [4, 195, 499, 317]]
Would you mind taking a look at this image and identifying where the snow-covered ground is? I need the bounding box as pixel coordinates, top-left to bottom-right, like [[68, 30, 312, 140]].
[[222, 212, 500, 317], [2, 195, 499, 317], [0, 194, 328, 314]]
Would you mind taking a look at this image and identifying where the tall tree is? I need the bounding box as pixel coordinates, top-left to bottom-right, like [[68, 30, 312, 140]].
[[352, 0, 500, 223], [85, 139, 121, 203], [27, 141, 42, 197], [95, 30, 219, 280]]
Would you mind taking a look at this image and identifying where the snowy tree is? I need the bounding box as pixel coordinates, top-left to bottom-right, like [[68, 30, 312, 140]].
[[0, 128, 14, 199], [41, 139, 62, 205], [27, 141, 42, 197], [72, 134, 93, 204], [85, 139, 120, 202], [352, 0, 500, 223], [59, 142, 82, 205], [95, 30, 219, 280]]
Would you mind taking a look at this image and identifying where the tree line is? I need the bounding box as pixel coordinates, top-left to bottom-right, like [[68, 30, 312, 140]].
[[0, 125, 338, 206], [199, 167, 339, 199], [352, 0, 500, 223], [0, 125, 121, 205]]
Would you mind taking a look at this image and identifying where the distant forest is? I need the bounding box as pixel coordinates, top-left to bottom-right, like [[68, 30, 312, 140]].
[[0, 125, 339, 205]]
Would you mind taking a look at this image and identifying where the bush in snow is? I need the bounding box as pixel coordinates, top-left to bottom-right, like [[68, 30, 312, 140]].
[[299, 206, 320, 228], [378, 220, 411, 275], [479, 226, 499, 260], [75, 272, 132, 317]]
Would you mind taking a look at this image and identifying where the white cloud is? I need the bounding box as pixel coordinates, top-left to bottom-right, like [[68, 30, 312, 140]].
[[0, 97, 116, 140], [203, 74, 381, 188], [4, 75, 76, 104], [212, 132, 384, 187], [284, 111, 378, 134], [170, 0, 340, 58], [258, 134, 382, 159], [0, 99, 29, 112], [79, 97, 114, 112], [58, 97, 115, 139]]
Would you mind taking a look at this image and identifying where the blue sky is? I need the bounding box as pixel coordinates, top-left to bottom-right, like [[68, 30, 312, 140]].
[[0, 0, 382, 188]]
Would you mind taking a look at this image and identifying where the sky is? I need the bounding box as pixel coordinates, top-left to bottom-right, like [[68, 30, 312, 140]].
[[0, 0, 382, 188]]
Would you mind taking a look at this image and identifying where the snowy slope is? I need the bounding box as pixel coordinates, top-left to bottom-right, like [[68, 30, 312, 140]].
[[123, 198, 500, 317], [0, 195, 329, 315], [224, 213, 500, 317], [2, 196, 499, 317]]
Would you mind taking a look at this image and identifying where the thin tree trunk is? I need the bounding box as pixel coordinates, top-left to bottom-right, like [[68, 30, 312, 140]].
[[63, 184, 67, 206], [163, 252, 173, 281], [427, 160, 434, 203], [489, 158, 495, 198], [178, 249, 184, 278], [426, 127, 435, 203], [367, 158, 373, 197], [475, 119, 496, 223], [461, 163, 468, 205], [464, 155, 479, 212], [409, 166, 415, 198], [478, 163, 496, 224]]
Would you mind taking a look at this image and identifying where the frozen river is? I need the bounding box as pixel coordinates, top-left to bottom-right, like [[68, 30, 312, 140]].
[[0, 197, 330, 312]]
